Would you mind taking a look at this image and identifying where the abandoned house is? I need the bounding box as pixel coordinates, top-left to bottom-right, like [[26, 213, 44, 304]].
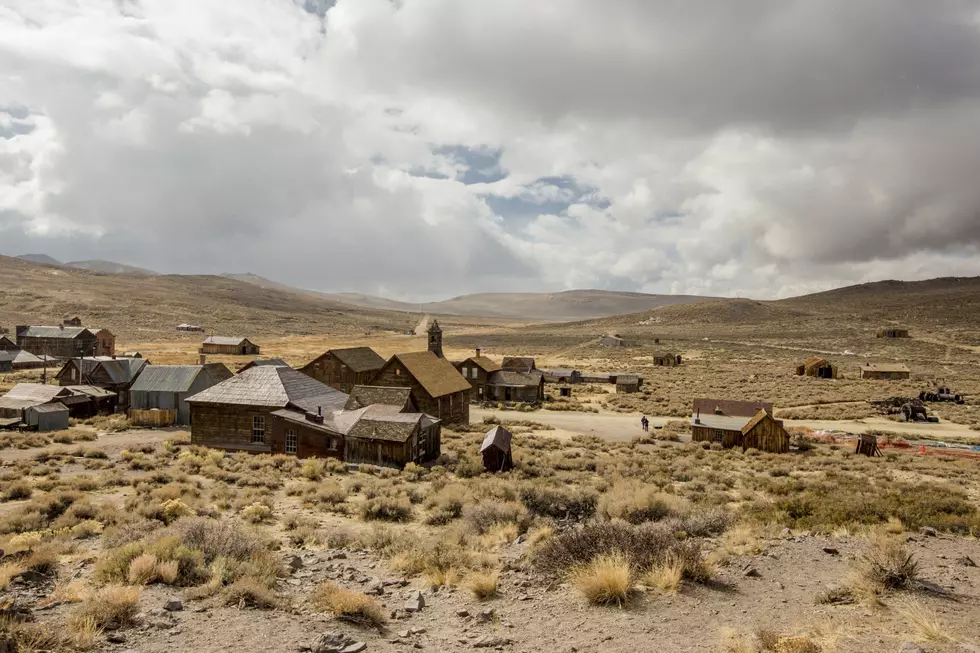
[[0, 356, 10, 373], [201, 336, 261, 356], [877, 328, 910, 339], [187, 365, 348, 453], [486, 369, 546, 403], [299, 347, 386, 392], [0, 336, 17, 351], [500, 357, 537, 373], [177, 324, 205, 333], [615, 374, 643, 393], [54, 356, 147, 409], [690, 398, 789, 453], [58, 385, 118, 418], [25, 403, 69, 432], [92, 329, 116, 357], [16, 326, 100, 359], [861, 363, 911, 380], [63, 317, 83, 327], [653, 352, 682, 367], [0, 383, 73, 419], [369, 351, 471, 425], [481, 425, 514, 473], [580, 372, 614, 384], [237, 358, 289, 374], [129, 363, 233, 426], [796, 357, 839, 379], [455, 348, 502, 401], [541, 368, 582, 384], [344, 385, 416, 412], [599, 333, 626, 347]]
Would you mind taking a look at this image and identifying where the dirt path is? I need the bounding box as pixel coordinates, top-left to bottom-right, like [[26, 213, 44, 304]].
[[0, 428, 185, 462]]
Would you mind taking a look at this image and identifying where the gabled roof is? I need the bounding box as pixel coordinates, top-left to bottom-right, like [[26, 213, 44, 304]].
[[861, 363, 910, 373], [131, 366, 206, 393], [346, 405, 424, 443], [187, 365, 347, 410], [19, 326, 93, 339], [690, 413, 753, 431], [62, 357, 146, 385], [481, 425, 512, 453], [29, 403, 69, 414], [487, 370, 543, 388], [801, 356, 829, 367], [615, 374, 641, 384], [461, 356, 501, 373], [501, 357, 536, 373], [203, 336, 252, 346], [344, 385, 413, 411], [238, 358, 289, 373], [693, 398, 774, 418], [3, 384, 72, 402], [741, 409, 773, 435], [390, 351, 471, 398], [325, 347, 387, 373], [202, 363, 233, 384]]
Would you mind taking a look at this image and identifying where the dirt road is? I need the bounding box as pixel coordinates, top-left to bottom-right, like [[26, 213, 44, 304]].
[[471, 407, 980, 445], [0, 428, 185, 462]]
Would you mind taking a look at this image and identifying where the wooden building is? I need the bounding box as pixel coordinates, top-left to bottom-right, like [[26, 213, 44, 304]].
[[63, 317, 83, 327], [344, 385, 416, 412], [481, 425, 514, 472], [369, 351, 471, 425], [177, 324, 205, 333], [427, 320, 444, 358], [187, 366, 348, 453], [0, 336, 17, 351], [486, 370, 545, 403], [455, 349, 502, 401], [92, 329, 116, 357], [653, 352, 681, 367], [541, 368, 582, 384], [129, 364, 232, 425], [501, 357, 536, 373], [615, 374, 642, 393], [690, 398, 789, 453], [298, 347, 386, 392], [201, 336, 261, 356], [599, 333, 626, 348], [237, 358, 289, 374], [861, 363, 911, 380], [15, 325, 99, 359], [55, 356, 147, 409], [0, 384, 73, 419], [796, 357, 839, 379], [877, 328, 910, 339], [26, 403, 69, 432]]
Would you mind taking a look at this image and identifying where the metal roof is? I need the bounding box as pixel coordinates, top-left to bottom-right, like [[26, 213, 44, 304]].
[[690, 414, 754, 431], [131, 366, 204, 393], [487, 370, 543, 388], [29, 403, 68, 414], [203, 336, 251, 346], [187, 365, 347, 409], [3, 384, 71, 402], [19, 326, 92, 339], [861, 363, 911, 373]]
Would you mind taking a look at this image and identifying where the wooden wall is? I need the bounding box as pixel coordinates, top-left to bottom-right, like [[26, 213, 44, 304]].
[[742, 415, 790, 453], [18, 335, 96, 359], [371, 361, 469, 425], [300, 352, 378, 392], [130, 409, 177, 427], [189, 403, 275, 453], [201, 342, 260, 355], [268, 416, 344, 460]]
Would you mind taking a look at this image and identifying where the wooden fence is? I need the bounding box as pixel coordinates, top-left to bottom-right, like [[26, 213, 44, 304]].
[[129, 409, 177, 428]]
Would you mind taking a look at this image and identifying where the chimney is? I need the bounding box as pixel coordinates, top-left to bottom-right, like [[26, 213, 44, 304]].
[[307, 406, 324, 424], [199, 353, 207, 365], [694, 407, 701, 425], [475, 347, 482, 358]]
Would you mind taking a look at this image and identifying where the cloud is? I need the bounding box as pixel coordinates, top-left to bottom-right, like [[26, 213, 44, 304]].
[[1, 0, 979, 301]]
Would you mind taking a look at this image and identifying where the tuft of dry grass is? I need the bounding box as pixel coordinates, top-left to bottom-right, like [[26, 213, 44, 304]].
[[68, 585, 141, 633], [854, 535, 919, 593], [0, 561, 25, 589], [464, 570, 499, 600], [645, 553, 684, 594], [570, 553, 633, 606], [894, 599, 953, 642], [423, 566, 462, 589], [311, 581, 386, 627], [222, 575, 279, 609]]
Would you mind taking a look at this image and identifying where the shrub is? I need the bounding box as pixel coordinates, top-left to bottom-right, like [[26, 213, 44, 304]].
[[241, 503, 273, 523], [311, 581, 386, 627], [570, 553, 632, 606], [464, 570, 499, 600], [645, 553, 684, 594], [597, 482, 685, 524], [3, 481, 32, 502], [464, 501, 528, 535], [300, 458, 326, 481], [855, 536, 919, 592], [519, 484, 597, 520], [68, 585, 141, 631], [160, 499, 195, 524], [222, 575, 278, 609], [358, 496, 413, 522]]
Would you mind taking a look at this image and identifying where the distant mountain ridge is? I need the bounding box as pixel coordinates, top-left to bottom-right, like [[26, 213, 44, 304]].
[[15, 254, 157, 276]]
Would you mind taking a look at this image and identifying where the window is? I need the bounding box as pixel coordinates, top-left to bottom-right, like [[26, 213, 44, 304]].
[[252, 416, 265, 443], [285, 429, 297, 454], [328, 438, 338, 451], [712, 429, 724, 443]]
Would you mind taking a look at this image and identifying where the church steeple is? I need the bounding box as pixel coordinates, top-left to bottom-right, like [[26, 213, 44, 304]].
[[427, 319, 444, 358]]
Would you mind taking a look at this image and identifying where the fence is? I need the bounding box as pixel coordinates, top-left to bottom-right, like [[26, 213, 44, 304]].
[[129, 409, 177, 428]]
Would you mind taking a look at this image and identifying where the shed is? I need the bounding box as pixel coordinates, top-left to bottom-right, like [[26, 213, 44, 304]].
[[485, 370, 545, 404], [63, 317, 83, 327], [130, 364, 232, 425], [796, 357, 839, 379], [541, 368, 582, 384], [0, 384, 72, 418], [690, 400, 789, 453], [26, 403, 69, 432], [653, 352, 681, 367], [876, 328, 909, 339], [481, 425, 514, 472], [599, 333, 626, 347], [861, 363, 911, 380], [201, 336, 261, 356], [615, 374, 642, 393], [0, 355, 11, 373]]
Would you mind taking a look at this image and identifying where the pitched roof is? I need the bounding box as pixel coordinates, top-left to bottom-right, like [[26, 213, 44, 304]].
[[203, 336, 251, 346], [615, 374, 641, 384], [501, 357, 536, 373], [68, 385, 117, 399], [63, 357, 146, 385], [391, 351, 471, 398], [202, 363, 233, 384], [690, 413, 753, 431], [801, 356, 829, 367], [131, 366, 205, 393], [29, 403, 68, 414], [344, 385, 413, 411], [481, 425, 512, 453], [693, 398, 774, 418], [3, 384, 72, 402], [187, 366, 347, 410], [861, 363, 911, 373], [19, 326, 92, 339], [327, 347, 387, 373], [462, 356, 501, 373], [487, 370, 543, 388], [346, 405, 423, 443], [741, 409, 773, 435], [238, 358, 289, 373]]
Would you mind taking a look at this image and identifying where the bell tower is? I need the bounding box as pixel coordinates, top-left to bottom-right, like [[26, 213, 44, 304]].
[[427, 319, 444, 358]]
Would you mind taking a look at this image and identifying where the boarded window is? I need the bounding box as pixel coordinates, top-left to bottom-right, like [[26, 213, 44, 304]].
[[252, 416, 265, 443], [328, 438, 338, 451], [285, 429, 297, 454]]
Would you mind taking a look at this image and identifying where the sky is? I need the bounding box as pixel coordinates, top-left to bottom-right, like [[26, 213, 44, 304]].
[[2, 0, 980, 302]]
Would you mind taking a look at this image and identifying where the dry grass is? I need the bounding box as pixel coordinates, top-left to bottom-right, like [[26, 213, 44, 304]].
[[645, 553, 684, 594], [311, 581, 386, 627], [464, 570, 499, 600], [570, 553, 633, 606], [894, 599, 954, 642], [854, 535, 920, 593], [68, 585, 141, 633], [0, 561, 24, 588], [222, 575, 279, 609]]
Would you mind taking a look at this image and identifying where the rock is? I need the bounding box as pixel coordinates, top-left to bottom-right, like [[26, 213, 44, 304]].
[[456, 609, 471, 618], [404, 591, 425, 613], [398, 630, 411, 639], [163, 598, 183, 612], [287, 555, 304, 573], [341, 644, 366, 653], [311, 632, 361, 653], [331, 552, 348, 560], [366, 581, 385, 596], [476, 609, 495, 623], [743, 567, 761, 578], [920, 527, 938, 537], [957, 556, 977, 568], [899, 643, 925, 653], [822, 547, 840, 555], [410, 627, 426, 635], [473, 636, 511, 648]]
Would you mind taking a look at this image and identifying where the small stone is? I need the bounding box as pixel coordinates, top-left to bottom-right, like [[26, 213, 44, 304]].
[[404, 591, 425, 613], [957, 556, 977, 568], [899, 643, 926, 653], [476, 609, 495, 623], [456, 609, 470, 618], [340, 644, 366, 653], [366, 581, 385, 596], [287, 555, 304, 572], [920, 526, 938, 537], [473, 636, 511, 648], [398, 631, 411, 639], [743, 567, 761, 578], [410, 627, 426, 635], [106, 633, 127, 644], [163, 598, 183, 612], [822, 547, 840, 555]]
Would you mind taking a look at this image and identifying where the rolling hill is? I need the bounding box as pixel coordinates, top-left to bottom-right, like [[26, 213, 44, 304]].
[[64, 260, 158, 275]]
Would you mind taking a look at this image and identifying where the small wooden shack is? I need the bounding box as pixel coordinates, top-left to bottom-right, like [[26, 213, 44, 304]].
[[690, 398, 789, 453], [129, 363, 232, 425], [201, 336, 261, 356], [481, 425, 514, 472], [615, 374, 642, 393], [861, 363, 911, 380], [796, 357, 839, 379], [26, 403, 69, 432], [455, 349, 502, 401], [877, 328, 909, 339], [485, 370, 545, 404], [599, 333, 626, 348], [63, 317, 82, 327], [0, 356, 11, 373], [653, 352, 681, 367], [541, 368, 582, 384]]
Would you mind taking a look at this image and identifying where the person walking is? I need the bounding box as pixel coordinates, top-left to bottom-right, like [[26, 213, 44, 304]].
[[641, 415, 649, 432]]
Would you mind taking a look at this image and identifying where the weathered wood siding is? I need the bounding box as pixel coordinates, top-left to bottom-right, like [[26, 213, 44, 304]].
[[268, 417, 343, 460], [861, 370, 911, 380], [17, 334, 97, 359], [201, 342, 260, 355], [482, 447, 513, 473], [742, 415, 790, 453], [129, 409, 177, 427], [371, 361, 469, 425], [345, 437, 411, 468], [486, 382, 543, 403], [456, 361, 491, 401], [300, 352, 378, 392], [691, 426, 742, 449], [189, 403, 275, 453]]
